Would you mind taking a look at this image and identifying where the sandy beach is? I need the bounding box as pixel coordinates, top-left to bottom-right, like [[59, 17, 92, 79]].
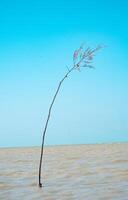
[[0, 143, 128, 200]]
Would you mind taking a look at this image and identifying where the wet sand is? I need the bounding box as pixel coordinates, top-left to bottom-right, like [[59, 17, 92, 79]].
[[0, 143, 128, 200]]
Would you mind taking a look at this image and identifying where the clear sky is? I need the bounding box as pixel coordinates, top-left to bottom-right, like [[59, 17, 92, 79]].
[[0, 0, 128, 147]]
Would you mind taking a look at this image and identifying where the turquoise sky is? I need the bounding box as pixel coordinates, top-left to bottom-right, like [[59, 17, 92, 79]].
[[0, 0, 128, 147]]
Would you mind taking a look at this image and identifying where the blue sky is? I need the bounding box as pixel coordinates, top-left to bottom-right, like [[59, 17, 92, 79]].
[[0, 0, 128, 147]]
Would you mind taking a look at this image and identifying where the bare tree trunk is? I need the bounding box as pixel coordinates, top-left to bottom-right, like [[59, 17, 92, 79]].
[[38, 44, 103, 187], [38, 66, 75, 187]]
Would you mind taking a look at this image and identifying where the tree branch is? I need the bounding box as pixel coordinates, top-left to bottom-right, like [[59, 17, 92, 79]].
[[38, 43, 104, 187]]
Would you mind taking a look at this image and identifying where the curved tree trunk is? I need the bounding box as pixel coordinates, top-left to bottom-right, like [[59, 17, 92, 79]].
[[38, 66, 75, 187], [38, 44, 103, 187]]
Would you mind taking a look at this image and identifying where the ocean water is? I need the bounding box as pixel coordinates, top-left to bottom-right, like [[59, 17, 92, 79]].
[[0, 143, 128, 200]]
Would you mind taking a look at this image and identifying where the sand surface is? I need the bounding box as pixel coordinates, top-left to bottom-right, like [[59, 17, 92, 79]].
[[0, 143, 128, 200]]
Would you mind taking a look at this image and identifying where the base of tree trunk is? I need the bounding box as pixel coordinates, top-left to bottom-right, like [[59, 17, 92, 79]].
[[39, 183, 42, 187]]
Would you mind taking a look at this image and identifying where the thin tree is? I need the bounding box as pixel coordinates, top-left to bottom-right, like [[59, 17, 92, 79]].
[[38, 43, 103, 187]]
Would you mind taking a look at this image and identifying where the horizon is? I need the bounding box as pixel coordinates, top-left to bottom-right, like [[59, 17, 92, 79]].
[[1, 140, 128, 149]]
